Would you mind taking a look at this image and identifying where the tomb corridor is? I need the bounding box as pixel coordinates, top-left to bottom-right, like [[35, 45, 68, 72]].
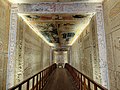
[[0, 0, 120, 90]]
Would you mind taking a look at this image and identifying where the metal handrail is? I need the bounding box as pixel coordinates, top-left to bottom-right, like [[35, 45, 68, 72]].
[[65, 63, 108, 90], [9, 63, 57, 90]]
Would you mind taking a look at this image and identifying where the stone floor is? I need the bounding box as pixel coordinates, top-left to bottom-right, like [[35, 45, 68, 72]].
[[43, 68, 77, 90]]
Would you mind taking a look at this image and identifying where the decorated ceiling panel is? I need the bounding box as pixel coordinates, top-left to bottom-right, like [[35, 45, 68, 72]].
[[19, 14, 92, 46]]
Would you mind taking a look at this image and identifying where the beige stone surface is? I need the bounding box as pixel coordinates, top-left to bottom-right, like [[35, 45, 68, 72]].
[[106, 34, 115, 70], [14, 17, 51, 85], [112, 29, 120, 72], [0, 0, 10, 90], [53, 51, 68, 66], [116, 72, 120, 90], [103, 0, 120, 89], [109, 69, 116, 87], [71, 17, 101, 83]]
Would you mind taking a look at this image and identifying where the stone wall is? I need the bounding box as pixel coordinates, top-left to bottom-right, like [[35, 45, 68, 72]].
[[15, 17, 51, 84], [42, 41, 51, 69], [103, 0, 120, 90], [0, 0, 10, 90], [71, 17, 101, 84], [53, 51, 68, 65]]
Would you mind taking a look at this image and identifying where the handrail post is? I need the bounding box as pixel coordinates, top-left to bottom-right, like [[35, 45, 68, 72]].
[[94, 84, 97, 90], [39, 73, 41, 90], [65, 63, 108, 90], [42, 71, 44, 88], [88, 79, 90, 90], [84, 77, 86, 90], [27, 81, 29, 90], [18, 85, 21, 90], [8, 64, 57, 90], [78, 74, 80, 90], [81, 74, 82, 90], [32, 77, 34, 90], [36, 75, 38, 90]]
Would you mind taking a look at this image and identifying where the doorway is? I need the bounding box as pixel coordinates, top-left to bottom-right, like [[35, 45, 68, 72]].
[[53, 50, 68, 68]]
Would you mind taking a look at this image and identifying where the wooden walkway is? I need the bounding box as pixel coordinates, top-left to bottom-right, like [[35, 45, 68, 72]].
[[43, 68, 77, 90]]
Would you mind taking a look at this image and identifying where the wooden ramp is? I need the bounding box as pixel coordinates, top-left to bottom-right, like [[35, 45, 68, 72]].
[[43, 68, 77, 90]]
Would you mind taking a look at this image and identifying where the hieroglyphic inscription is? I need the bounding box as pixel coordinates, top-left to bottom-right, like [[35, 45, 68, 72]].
[[6, 6, 18, 89]]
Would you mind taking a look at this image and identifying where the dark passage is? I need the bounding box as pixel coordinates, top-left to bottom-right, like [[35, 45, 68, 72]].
[[43, 68, 77, 90]]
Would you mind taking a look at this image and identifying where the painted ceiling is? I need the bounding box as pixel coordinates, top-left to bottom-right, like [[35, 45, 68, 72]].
[[19, 14, 93, 47], [9, 0, 100, 47]]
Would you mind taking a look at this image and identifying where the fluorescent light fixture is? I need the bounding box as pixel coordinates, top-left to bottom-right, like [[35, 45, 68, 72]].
[[18, 13, 55, 46]]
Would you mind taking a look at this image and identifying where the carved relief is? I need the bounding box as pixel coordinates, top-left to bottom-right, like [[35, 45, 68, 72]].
[[15, 17, 24, 83], [96, 10, 109, 88], [90, 19, 101, 83], [0, 41, 3, 52], [116, 72, 120, 89], [103, 0, 120, 89], [71, 24, 93, 78], [109, 2, 120, 19], [18, 3, 101, 13], [112, 30, 120, 72], [7, 7, 18, 89]]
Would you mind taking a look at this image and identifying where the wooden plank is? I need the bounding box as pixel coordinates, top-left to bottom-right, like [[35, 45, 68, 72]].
[[43, 68, 77, 90]]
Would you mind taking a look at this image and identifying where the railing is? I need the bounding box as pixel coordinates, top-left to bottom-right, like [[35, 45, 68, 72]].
[[65, 63, 108, 90], [9, 63, 57, 90]]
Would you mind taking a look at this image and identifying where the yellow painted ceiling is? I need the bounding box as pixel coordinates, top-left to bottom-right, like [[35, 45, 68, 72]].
[[19, 13, 93, 47], [8, 0, 102, 47]]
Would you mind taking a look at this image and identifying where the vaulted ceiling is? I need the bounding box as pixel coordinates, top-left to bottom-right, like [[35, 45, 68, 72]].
[[19, 13, 93, 47], [9, 0, 97, 47]]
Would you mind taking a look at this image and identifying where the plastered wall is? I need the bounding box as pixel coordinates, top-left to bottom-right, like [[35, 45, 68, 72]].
[[103, 0, 120, 90], [15, 17, 51, 85], [0, 0, 10, 90], [71, 17, 102, 84], [53, 51, 68, 64]]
